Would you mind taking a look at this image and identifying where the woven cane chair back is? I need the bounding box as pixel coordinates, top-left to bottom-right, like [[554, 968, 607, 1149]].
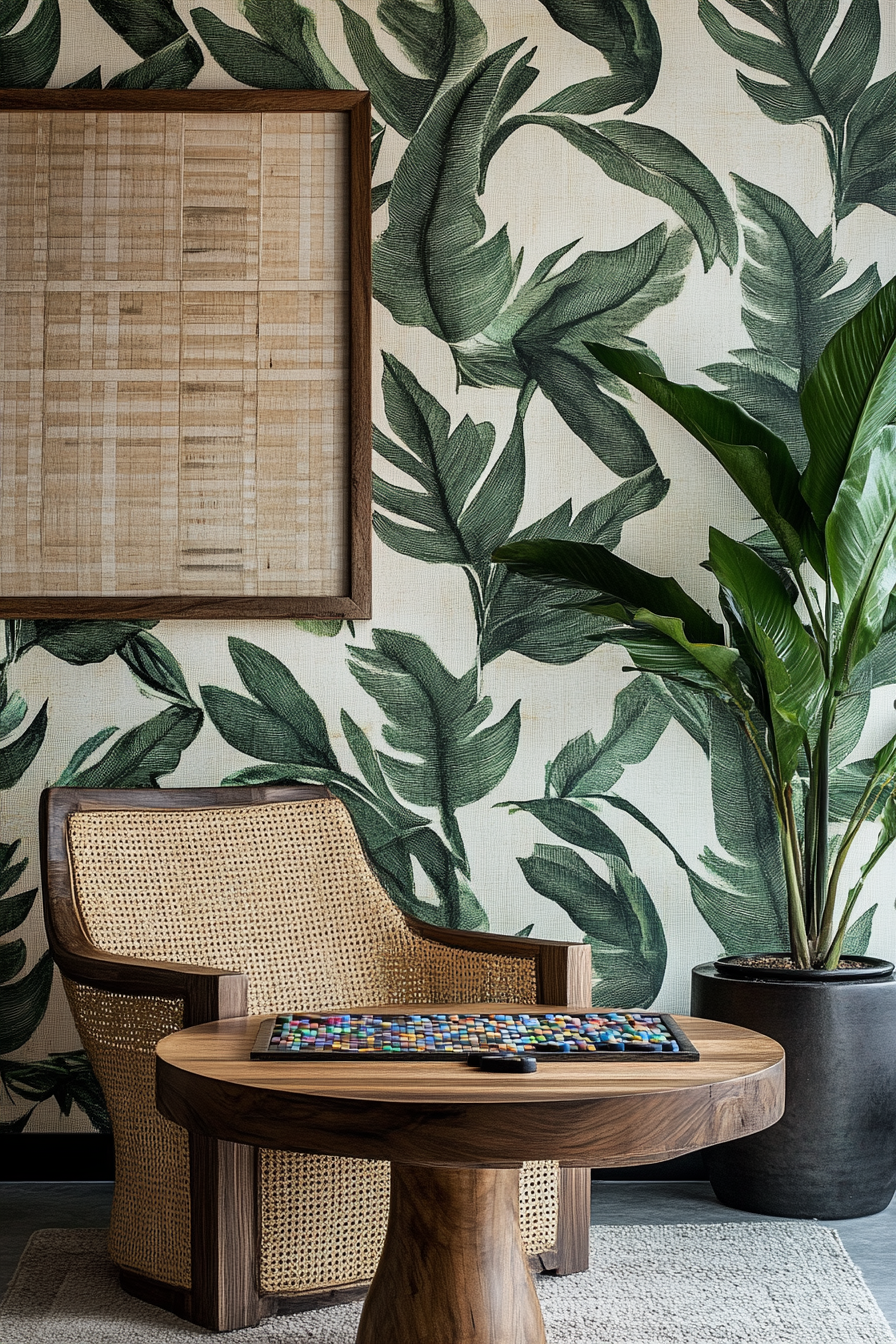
[[62, 795, 556, 1296]]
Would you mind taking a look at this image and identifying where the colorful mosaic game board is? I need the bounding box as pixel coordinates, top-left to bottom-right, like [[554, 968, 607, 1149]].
[[250, 1011, 699, 1060]]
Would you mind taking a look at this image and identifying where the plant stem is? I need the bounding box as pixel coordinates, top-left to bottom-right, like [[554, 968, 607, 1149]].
[[739, 710, 783, 824], [823, 880, 865, 969], [793, 569, 827, 654], [808, 690, 836, 944], [782, 785, 811, 967], [820, 752, 896, 955]]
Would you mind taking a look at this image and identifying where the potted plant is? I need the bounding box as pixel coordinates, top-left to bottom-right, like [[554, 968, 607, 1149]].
[[492, 277, 896, 1218]]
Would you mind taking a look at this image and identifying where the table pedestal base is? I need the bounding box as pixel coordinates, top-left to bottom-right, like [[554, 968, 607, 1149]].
[[356, 1163, 546, 1344]]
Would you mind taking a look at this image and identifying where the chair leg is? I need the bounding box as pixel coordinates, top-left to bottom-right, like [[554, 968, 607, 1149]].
[[189, 1133, 268, 1330], [555, 1167, 591, 1274]]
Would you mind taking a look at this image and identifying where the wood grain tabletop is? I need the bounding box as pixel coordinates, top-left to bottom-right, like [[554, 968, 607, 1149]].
[[156, 1007, 785, 1169]]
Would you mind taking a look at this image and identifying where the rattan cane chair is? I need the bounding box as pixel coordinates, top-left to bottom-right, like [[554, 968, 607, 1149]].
[[41, 784, 592, 1331]]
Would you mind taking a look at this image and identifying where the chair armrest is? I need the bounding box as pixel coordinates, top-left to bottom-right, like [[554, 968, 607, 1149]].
[[403, 913, 591, 1008], [46, 916, 247, 1028]]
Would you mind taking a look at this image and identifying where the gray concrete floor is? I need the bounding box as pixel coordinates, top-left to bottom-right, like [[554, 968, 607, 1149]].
[[1, 1181, 893, 1329]]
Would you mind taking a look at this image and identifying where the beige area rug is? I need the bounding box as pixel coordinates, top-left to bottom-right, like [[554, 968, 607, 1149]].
[[1, 1224, 893, 1343]]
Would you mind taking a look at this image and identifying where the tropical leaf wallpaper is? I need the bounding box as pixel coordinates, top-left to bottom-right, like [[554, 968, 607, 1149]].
[[2, 0, 896, 1131]]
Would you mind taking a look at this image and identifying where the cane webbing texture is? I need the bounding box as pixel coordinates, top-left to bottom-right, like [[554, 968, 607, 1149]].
[[520, 1159, 560, 1253], [257, 1154, 559, 1294], [66, 798, 538, 1012], [258, 1150, 390, 1294], [62, 978, 191, 1290], [64, 796, 555, 1295]]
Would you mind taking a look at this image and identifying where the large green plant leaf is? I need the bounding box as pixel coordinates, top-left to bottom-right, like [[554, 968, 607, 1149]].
[[191, 2, 351, 88], [492, 536, 723, 645], [0, 703, 47, 790], [348, 630, 520, 862], [86, 0, 186, 57], [373, 43, 523, 341], [697, 0, 877, 138], [0, 844, 36, 940], [701, 708, 790, 952], [206, 649, 487, 929], [533, 0, 661, 115], [456, 228, 690, 478], [828, 685, 871, 771], [518, 843, 665, 1007], [0, 951, 53, 1055], [107, 33, 203, 87], [588, 341, 821, 572], [860, 626, 896, 689], [502, 797, 630, 867], [0, 939, 26, 984], [829, 750, 896, 826], [504, 792, 666, 1003], [118, 633, 195, 708], [842, 905, 876, 955], [66, 66, 103, 87], [702, 350, 809, 470], [337, 0, 486, 138], [580, 687, 788, 955], [60, 705, 202, 788], [546, 676, 674, 799], [338, 711, 487, 928], [479, 468, 669, 666], [0, 1, 28, 37], [372, 355, 526, 566], [612, 611, 748, 707], [0, 0, 59, 85], [801, 274, 896, 530], [723, 178, 879, 392], [337, 2, 435, 138], [600, 770, 789, 956], [0, 841, 28, 900], [511, 230, 688, 476], [54, 729, 119, 788], [377, 0, 486, 85], [828, 426, 896, 681], [21, 620, 156, 666], [0, 1050, 111, 1132], [709, 529, 824, 774], [840, 72, 896, 219], [201, 638, 337, 770], [0, 689, 27, 743], [504, 117, 737, 272]]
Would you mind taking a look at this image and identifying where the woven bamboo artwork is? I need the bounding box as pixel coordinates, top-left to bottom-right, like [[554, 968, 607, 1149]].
[[0, 102, 362, 609]]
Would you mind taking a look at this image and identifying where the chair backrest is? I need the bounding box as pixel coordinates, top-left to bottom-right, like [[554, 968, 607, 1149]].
[[58, 787, 420, 1014]]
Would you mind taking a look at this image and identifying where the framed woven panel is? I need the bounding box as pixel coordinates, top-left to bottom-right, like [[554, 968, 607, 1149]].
[[0, 90, 371, 619]]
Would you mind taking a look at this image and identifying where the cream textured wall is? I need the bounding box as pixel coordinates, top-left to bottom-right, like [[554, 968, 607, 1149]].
[[1, 0, 895, 1131]]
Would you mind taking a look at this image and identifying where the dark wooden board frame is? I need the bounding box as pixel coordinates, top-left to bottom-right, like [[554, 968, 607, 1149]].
[[0, 89, 372, 620]]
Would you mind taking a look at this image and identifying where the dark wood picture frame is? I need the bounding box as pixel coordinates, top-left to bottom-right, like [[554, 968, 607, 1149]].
[[0, 89, 372, 620]]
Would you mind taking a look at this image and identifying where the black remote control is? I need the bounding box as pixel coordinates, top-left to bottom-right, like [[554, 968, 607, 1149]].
[[466, 1053, 537, 1074]]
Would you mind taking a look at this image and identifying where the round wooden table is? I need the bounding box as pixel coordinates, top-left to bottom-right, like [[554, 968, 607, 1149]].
[[156, 1006, 784, 1344]]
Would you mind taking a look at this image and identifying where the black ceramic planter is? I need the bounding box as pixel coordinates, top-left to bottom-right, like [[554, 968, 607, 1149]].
[[691, 960, 896, 1219]]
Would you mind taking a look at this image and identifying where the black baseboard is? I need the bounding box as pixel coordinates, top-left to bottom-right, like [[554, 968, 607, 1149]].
[[0, 1135, 115, 1181], [592, 1152, 708, 1180], [0, 1136, 706, 1183]]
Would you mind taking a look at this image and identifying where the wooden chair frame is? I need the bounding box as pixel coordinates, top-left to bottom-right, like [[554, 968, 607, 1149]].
[[41, 784, 592, 1331]]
